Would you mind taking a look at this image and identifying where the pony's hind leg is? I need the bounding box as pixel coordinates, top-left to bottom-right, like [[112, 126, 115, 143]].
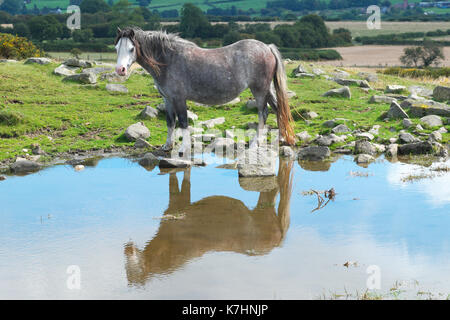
[[162, 98, 176, 151], [250, 92, 270, 148]]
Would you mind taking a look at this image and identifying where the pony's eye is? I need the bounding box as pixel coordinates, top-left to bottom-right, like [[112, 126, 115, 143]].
[[130, 47, 135, 53]]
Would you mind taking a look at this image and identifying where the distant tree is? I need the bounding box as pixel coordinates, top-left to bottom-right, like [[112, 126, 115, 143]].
[[223, 30, 242, 46], [400, 41, 445, 67], [80, 0, 110, 14], [70, 48, 82, 59], [13, 22, 30, 38], [0, 0, 23, 15], [179, 3, 210, 38], [400, 46, 423, 67], [27, 15, 64, 41], [72, 28, 93, 42], [138, 0, 151, 7]]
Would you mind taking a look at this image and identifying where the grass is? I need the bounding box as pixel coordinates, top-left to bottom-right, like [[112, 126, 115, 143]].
[[0, 60, 449, 163]]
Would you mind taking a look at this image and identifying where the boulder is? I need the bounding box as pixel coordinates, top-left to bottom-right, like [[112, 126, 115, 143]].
[[293, 64, 307, 74], [428, 131, 442, 142], [63, 58, 93, 68], [135, 138, 151, 148], [315, 134, 346, 146], [10, 159, 41, 173], [159, 158, 192, 169], [332, 69, 350, 78], [294, 73, 315, 78], [355, 154, 375, 164], [433, 86, 450, 102], [82, 66, 113, 75], [0, 175, 6, 181], [124, 122, 150, 141], [303, 111, 318, 119], [106, 83, 128, 94], [409, 102, 450, 118], [139, 153, 159, 167], [369, 125, 380, 135], [387, 101, 409, 119], [399, 132, 418, 144], [63, 72, 97, 84], [355, 132, 374, 141], [332, 124, 350, 134], [237, 147, 277, 177], [296, 131, 311, 142], [139, 106, 159, 119], [200, 117, 225, 129], [187, 110, 198, 121], [312, 68, 325, 76], [409, 85, 433, 97], [25, 57, 51, 65], [297, 146, 331, 161], [420, 115, 443, 128], [322, 86, 351, 99], [385, 85, 406, 94], [101, 72, 129, 83], [355, 140, 376, 155], [280, 146, 296, 159], [402, 118, 413, 128], [386, 144, 398, 158], [398, 141, 433, 155], [369, 95, 397, 104], [54, 64, 77, 76], [334, 78, 370, 88]]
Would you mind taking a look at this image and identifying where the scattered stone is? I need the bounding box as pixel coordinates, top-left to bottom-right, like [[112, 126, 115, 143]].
[[433, 85, 450, 102], [139, 153, 159, 167], [369, 95, 397, 104], [187, 110, 198, 121], [200, 117, 225, 129], [63, 58, 93, 68], [322, 86, 351, 99], [10, 159, 41, 173], [332, 124, 350, 134], [0, 59, 18, 63], [280, 146, 296, 159], [135, 138, 151, 148], [237, 147, 277, 177], [332, 69, 350, 78], [389, 137, 398, 144], [124, 122, 150, 141], [355, 154, 375, 164], [355, 140, 376, 155], [409, 85, 433, 97], [398, 141, 433, 155], [408, 101, 450, 117], [373, 143, 386, 153], [189, 126, 204, 134], [402, 118, 413, 128], [297, 146, 331, 161], [369, 125, 381, 135], [294, 73, 315, 78], [101, 72, 129, 83], [385, 85, 406, 94], [74, 165, 85, 171], [322, 120, 337, 128], [387, 101, 409, 119], [399, 132, 418, 144], [355, 132, 374, 141], [386, 144, 398, 158], [54, 64, 77, 76], [106, 83, 128, 93], [0, 175, 6, 181], [287, 90, 297, 98], [246, 99, 257, 109], [437, 127, 448, 134], [334, 78, 370, 88], [303, 111, 318, 119], [315, 134, 346, 146], [296, 131, 311, 142], [420, 115, 443, 128], [25, 57, 51, 65], [415, 124, 424, 131], [428, 131, 442, 142], [159, 158, 192, 169], [293, 64, 307, 74], [139, 106, 158, 119], [63, 72, 97, 84], [312, 68, 325, 75], [82, 66, 113, 75]]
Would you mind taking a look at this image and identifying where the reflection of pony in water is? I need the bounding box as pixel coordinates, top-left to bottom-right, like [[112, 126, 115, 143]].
[[124, 161, 294, 285]]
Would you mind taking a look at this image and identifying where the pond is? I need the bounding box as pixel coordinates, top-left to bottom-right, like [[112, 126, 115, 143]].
[[0, 154, 449, 299]]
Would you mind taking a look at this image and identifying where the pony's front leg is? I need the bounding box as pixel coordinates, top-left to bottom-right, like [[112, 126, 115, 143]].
[[162, 100, 176, 151], [173, 100, 191, 158]]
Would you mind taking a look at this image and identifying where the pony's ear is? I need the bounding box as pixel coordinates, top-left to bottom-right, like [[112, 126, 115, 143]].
[[129, 29, 135, 39], [117, 27, 122, 34]]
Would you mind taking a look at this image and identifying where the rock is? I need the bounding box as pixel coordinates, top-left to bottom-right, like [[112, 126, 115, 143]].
[[246, 99, 258, 109], [409, 85, 433, 97], [398, 141, 433, 155], [322, 120, 337, 128], [82, 66, 113, 75], [315, 134, 346, 146], [332, 124, 350, 134], [428, 131, 442, 142], [322, 86, 351, 99], [420, 115, 443, 128], [303, 111, 318, 119], [296, 131, 311, 142], [433, 86, 450, 102], [280, 146, 296, 159], [293, 64, 307, 74], [362, 73, 378, 82], [437, 127, 448, 134], [399, 132, 418, 144], [187, 110, 198, 121], [0, 59, 18, 63], [135, 138, 151, 148], [297, 146, 331, 161], [387, 101, 409, 119], [410, 102, 450, 118], [156, 103, 166, 112], [63, 72, 97, 84], [54, 64, 77, 76], [287, 90, 296, 98], [369, 95, 397, 104], [101, 72, 129, 83], [389, 137, 398, 144], [124, 122, 150, 141], [294, 73, 315, 78], [237, 147, 277, 177], [369, 125, 381, 135], [239, 176, 278, 192], [200, 117, 225, 129], [355, 140, 376, 155], [373, 143, 386, 153], [0, 175, 6, 181], [386, 144, 398, 158], [402, 118, 413, 128], [25, 57, 51, 65], [334, 78, 370, 88], [332, 69, 350, 78], [312, 68, 325, 75], [63, 58, 93, 68], [386, 85, 406, 94], [10, 159, 41, 173], [355, 132, 374, 141], [139, 106, 158, 119], [159, 158, 191, 169], [74, 165, 85, 171], [106, 83, 128, 93], [415, 124, 424, 131], [139, 153, 159, 167], [355, 154, 375, 164]]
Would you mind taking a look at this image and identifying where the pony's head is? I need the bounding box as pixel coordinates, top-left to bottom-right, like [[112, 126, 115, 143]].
[[114, 27, 137, 76]]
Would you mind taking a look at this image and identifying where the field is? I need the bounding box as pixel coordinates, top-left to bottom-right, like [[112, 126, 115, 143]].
[[0, 60, 448, 164]]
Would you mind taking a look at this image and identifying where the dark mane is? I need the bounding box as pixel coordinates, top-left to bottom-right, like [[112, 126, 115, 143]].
[[115, 27, 197, 75]]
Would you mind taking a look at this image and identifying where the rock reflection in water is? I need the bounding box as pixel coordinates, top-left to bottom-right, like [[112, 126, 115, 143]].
[[124, 160, 294, 285]]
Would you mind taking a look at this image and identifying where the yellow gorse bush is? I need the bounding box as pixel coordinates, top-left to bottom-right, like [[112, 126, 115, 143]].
[[0, 33, 43, 60]]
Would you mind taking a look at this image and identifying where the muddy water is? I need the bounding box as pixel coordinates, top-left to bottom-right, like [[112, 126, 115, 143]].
[[0, 154, 449, 299]]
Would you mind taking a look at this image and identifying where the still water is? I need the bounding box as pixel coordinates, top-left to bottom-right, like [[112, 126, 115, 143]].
[[0, 154, 449, 299]]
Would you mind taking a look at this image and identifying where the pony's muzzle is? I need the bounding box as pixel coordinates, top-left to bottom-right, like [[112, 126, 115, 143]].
[[116, 66, 127, 76]]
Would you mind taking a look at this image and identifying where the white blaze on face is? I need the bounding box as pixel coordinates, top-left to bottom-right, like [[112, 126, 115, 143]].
[[115, 38, 136, 76]]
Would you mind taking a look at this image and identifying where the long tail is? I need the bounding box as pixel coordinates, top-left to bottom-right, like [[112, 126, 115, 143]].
[[268, 44, 295, 146]]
